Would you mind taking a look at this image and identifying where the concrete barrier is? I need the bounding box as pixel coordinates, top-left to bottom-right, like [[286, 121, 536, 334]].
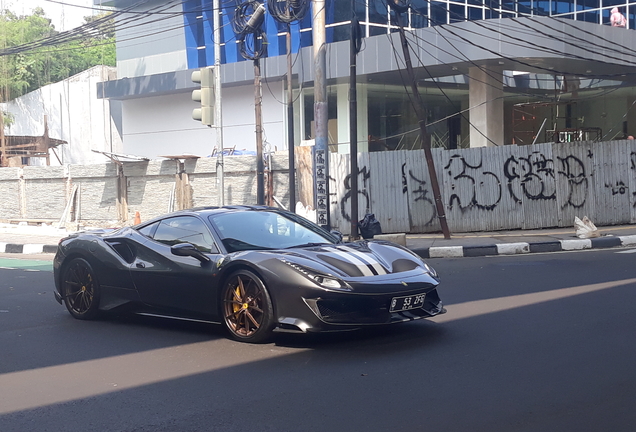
[[373, 233, 407, 246]]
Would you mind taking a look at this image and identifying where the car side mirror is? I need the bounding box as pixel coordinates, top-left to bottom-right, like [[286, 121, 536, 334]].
[[330, 230, 344, 243], [171, 243, 211, 263]]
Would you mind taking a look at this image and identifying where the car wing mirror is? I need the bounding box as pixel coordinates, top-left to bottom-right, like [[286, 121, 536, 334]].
[[171, 243, 211, 263], [330, 230, 344, 243]]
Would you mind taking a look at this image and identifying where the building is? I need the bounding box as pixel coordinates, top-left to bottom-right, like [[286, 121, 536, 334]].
[[2, 65, 122, 166], [97, 0, 636, 159]]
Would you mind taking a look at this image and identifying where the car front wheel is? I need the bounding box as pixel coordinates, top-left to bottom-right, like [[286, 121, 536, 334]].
[[61, 258, 101, 320], [222, 269, 274, 343]]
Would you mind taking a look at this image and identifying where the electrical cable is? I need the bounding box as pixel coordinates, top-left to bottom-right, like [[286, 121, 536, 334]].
[[393, 5, 636, 122], [267, 0, 310, 24], [13, 2, 632, 128], [238, 30, 268, 60], [233, 1, 267, 60], [352, 15, 363, 55], [382, 0, 636, 68], [407, 13, 636, 76], [383, 18, 500, 147], [0, 0, 243, 58], [394, 4, 636, 144]]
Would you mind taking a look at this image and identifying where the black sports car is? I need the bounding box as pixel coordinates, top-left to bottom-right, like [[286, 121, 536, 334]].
[[53, 206, 445, 343]]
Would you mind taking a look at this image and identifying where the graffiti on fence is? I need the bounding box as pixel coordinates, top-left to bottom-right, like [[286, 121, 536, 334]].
[[327, 143, 636, 232], [402, 163, 436, 226], [606, 180, 627, 195], [444, 154, 501, 211], [337, 166, 371, 222], [632, 152, 636, 207], [503, 152, 588, 208], [503, 152, 556, 204], [557, 155, 588, 208], [401, 163, 408, 193]]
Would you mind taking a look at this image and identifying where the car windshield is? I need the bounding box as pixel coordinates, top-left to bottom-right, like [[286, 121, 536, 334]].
[[209, 210, 335, 252]]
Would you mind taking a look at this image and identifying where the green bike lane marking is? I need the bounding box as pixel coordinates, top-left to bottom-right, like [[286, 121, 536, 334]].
[[0, 258, 53, 271]]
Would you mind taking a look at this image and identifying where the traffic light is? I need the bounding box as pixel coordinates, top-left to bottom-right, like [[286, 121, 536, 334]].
[[191, 67, 215, 126]]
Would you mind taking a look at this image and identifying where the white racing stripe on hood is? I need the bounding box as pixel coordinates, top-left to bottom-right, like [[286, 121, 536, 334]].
[[336, 245, 388, 275], [328, 248, 375, 276]]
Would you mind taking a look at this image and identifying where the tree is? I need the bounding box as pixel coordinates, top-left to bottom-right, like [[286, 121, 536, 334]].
[[0, 8, 116, 102]]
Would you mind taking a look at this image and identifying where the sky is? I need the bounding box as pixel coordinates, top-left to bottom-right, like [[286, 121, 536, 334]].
[[5, 0, 103, 31]]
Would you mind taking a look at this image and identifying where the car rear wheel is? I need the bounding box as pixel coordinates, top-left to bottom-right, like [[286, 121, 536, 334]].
[[222, 269, 274, 343], [61, 258, 101, 320]]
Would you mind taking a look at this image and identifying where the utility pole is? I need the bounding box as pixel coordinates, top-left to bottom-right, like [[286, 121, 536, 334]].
[[232, 1, 266, 205], [286, 23, 296, 212], [313, 0, 329, 228], [349, 1, 360, 240], [393, 8, 451, 239], [213, 0, 225, 205], [255, 58, 265, 205], [268, 1, 310, 213]]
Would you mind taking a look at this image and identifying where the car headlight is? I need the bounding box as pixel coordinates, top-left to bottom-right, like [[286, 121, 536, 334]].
[[280, 259, 351, 291], [403, 248, 439, 278], [422, 262, 438, 279]]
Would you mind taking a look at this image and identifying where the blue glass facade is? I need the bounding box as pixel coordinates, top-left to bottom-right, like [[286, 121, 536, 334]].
[[183, 0, 636, 68]]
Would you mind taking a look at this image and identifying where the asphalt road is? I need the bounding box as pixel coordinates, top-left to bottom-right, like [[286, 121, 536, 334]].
[[1, 248, 635, 431]]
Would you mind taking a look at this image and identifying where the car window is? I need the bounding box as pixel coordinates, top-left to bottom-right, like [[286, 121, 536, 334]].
[[209, 210, 334, 252], [138, 221, 159, 238], [152, 216, 218, 253]]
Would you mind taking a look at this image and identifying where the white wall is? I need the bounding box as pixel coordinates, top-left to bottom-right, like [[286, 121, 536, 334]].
[[2, 66, 123, 165], [121, 80, 287, 158]]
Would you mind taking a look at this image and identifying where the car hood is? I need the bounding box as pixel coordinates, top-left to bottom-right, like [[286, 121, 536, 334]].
[[268, 241, 432, 279]]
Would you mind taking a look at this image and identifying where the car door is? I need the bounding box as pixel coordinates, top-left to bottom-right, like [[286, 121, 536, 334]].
[[130, 216, 223, 318]]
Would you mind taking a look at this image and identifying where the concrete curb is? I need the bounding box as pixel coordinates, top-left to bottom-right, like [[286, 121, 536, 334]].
[[0, 243, 59, 255], [411, 235, 636, 259], [1, 234, 635, 258]]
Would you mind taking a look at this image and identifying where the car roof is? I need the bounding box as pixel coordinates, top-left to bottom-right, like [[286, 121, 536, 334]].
[[189, 205, 280, 216], [136, 206, 283, 226]]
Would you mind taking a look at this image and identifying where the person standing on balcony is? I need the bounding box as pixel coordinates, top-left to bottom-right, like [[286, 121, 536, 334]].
[[611, 7, 627, 27]]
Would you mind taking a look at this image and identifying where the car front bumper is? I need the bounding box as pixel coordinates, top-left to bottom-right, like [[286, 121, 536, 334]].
[[274, 286, 445, 334]]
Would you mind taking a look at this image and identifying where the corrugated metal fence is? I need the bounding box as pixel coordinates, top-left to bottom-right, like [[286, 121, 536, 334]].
[[1, 141, 635, 233], [330, 140, 636, 234]]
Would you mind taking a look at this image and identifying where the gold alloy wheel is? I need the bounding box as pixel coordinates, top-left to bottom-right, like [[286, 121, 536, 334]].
[[222, 270, 274, 342], [223, 273, 265, 337], [62, 258, 100, 319]]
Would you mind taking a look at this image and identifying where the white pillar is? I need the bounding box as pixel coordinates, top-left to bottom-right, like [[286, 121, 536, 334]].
[[468, 66, 504, 147], [337, 84, 349, 154], [336, 83, 368, 154]]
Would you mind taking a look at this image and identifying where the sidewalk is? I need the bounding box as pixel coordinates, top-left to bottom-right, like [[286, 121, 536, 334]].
[[1, 221, 636, 258], [0, 223, 68, 254], [405, 224, 636, 258]]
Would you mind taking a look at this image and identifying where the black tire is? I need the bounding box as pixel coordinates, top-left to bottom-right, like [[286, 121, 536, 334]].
[[61, 258, 101, 320], [221, 269, 274, 343]]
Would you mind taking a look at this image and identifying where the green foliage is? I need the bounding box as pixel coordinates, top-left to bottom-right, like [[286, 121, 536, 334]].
[[2, 110, 14, 127], [0, 8, 115, 101]]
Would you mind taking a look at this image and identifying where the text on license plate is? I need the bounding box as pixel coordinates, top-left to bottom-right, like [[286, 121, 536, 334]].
[[389, 293, 426, 312]]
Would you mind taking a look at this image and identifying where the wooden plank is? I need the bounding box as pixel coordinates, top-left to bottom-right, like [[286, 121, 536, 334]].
[[295, 146, 314, 210]]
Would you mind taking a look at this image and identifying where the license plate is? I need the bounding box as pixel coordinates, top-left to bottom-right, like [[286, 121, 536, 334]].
[[389, 293, 426, 312]]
